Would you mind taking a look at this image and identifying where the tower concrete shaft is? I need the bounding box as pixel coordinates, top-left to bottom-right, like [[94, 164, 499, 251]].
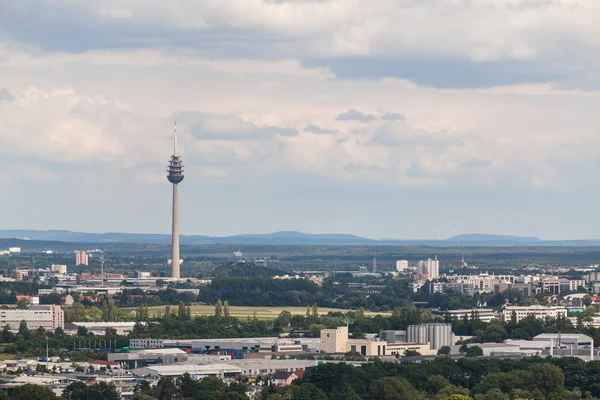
[[171, 183, 180, 279]]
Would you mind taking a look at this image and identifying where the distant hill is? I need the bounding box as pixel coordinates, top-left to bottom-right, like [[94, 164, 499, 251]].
[[0, 230, 598, 246], [448, 234, 542, 244]]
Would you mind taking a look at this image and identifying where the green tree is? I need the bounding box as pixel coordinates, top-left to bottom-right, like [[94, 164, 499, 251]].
[[215, 299, 223, 317], [12, 384, 58, 400], [66, 303, 87, 322], [368, 377, 425, 400], [424, 375, 451, 395], [465, 346, 483, 357], [437, 346, 451, 355], [62, 381, 120, 400], [224, 300, 231, 319], [529, 363, 564, 396], [282, 383, 328, 400], [444, 395, 473, 400], [17, 320, 29, 337], [16, 299, 28, 309]]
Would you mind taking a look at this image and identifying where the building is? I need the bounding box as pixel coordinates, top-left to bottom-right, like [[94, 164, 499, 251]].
[[270, 371, 299, 387], [501, 305, 567, 323], [320, 327, 349, 353], [75, 251, 88, 266], [379, 330, 407, 343], [65, 322, 138, 336], [0, 305, 64, 331], [348, 283, 386, 295], [167, 121, 184, 280], [8, 247, 21, 254], [435, 308, 498, 323], [417, 258, 439, 279], [130, 339, 165, 348], [406, 323, 454, 350], [51, 265, 67, 274], [396, 260, 409, 272], [320, 327, 435, 357]]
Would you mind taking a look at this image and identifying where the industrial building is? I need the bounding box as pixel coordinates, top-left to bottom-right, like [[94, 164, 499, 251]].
[[130, 337, 321, 355], [406, 323, 454, 350], [64, 322, 138, 336], [134, 359, 359, 379], [320, 326, 435, 356], [109, 348, 231, 368], [0, 305, 64, 331]]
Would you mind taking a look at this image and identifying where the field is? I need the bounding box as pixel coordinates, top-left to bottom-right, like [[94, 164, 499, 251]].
[[122, 304, 390, 320]]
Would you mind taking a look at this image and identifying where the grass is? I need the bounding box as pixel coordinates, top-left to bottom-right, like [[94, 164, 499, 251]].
[[121, 304, 390, 320]]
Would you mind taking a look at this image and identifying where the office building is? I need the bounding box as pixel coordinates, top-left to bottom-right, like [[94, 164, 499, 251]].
[[75, 251, 88, 266], [0, 305, 64, 331]]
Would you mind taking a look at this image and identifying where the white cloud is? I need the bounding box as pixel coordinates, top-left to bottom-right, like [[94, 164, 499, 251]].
[[4, 0, 599, 64]]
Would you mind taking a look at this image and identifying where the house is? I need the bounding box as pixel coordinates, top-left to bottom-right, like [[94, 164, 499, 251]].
[[269, 371, 298, 387]]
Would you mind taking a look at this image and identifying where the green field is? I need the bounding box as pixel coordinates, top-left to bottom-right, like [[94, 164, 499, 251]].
[[122, 304, 390, 320]]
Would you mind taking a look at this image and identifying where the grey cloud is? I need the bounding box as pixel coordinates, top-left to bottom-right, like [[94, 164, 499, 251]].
[[0, 89, 15, 102], [304, 124, 337, 134], [303, 57, 565, 89], [336, 108, 376, 122], [381, 112, 405, 121], [371, 123, 464, 147], [183, 112, 298, 140]]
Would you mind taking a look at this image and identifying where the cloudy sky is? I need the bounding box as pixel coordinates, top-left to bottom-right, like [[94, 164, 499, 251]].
[[0, 0, 599, 240]]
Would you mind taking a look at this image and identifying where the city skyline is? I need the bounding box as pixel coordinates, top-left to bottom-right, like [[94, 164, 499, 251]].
[[0, 1, 599, 240]]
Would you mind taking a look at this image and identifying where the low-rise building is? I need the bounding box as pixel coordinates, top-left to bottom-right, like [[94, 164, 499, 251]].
[[434, 308, 498, 323], [0, 305, 64, 331], [501, 305, 567, 323]]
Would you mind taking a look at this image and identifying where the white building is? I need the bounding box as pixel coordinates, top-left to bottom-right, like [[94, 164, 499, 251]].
[[75, 251, 88, 266], [439, 308, 498, 323], [417, 258, 439, 279], [8, 247, 21, 254], [501, 305, 567, 323], [396, 260, 409, 272], [51, 264, 67, 274], [0, 305, 64, 331]]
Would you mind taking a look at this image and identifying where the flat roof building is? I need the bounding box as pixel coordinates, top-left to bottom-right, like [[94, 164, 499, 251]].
[[0, 305, 64, 331]]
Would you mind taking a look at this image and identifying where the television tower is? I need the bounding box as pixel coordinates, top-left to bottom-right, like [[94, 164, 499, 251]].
[[167, 121, 184, 279]]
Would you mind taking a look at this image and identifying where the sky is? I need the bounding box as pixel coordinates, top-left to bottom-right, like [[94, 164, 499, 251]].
[[0, 0, 599, 240]]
